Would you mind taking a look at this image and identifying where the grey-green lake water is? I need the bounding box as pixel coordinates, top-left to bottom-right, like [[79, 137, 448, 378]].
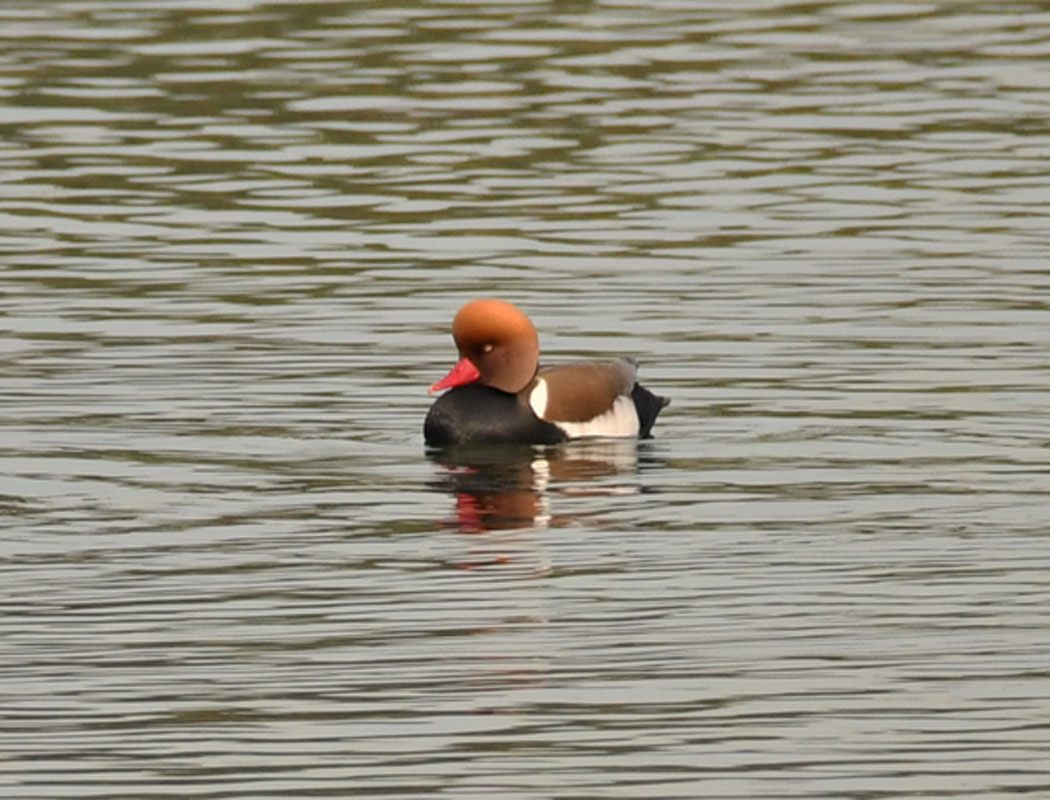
[[3, 1, 1050, 797]]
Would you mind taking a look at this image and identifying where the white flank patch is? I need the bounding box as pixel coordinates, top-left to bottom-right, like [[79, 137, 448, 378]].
[[528, 378, 549, 418], [552, 394, 640, 439]]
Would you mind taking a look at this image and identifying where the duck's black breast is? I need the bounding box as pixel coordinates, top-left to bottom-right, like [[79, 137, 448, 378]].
[[424, 383, 566, 448]]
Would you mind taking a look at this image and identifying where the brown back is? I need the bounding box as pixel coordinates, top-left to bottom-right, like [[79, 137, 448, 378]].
[[536, 360, 636, 422]]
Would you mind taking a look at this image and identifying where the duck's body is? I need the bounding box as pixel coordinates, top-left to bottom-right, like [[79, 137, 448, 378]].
[[425, 300, 668, 448]]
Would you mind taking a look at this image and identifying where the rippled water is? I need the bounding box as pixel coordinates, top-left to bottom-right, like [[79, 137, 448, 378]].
[[4, 1, 1050, 797]]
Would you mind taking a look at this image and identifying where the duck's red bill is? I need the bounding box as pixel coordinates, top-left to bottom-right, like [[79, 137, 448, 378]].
[[429, 356, 480, 394]]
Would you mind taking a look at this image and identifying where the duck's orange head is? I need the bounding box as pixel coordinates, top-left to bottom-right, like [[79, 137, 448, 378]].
[[429, 299, 540, 395]]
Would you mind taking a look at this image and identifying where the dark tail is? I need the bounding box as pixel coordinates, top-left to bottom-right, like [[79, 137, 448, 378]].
[[631, 383, 670, 439]]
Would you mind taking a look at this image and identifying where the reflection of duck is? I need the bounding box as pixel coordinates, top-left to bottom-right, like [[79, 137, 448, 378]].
[[428, 440, 646, 533], [425, 299, 668, 447]]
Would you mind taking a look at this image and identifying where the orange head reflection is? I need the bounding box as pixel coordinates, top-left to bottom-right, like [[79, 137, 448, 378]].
[[426, 440, 644, 535]]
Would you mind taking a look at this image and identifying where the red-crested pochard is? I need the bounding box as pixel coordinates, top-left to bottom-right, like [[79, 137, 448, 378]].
[[425, 299, 669, 447]]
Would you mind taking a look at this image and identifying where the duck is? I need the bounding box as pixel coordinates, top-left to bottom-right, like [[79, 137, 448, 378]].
[[424, 299, 669, 447]]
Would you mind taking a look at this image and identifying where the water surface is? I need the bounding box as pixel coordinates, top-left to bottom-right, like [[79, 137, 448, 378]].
[[3, 1, 1050, 797]]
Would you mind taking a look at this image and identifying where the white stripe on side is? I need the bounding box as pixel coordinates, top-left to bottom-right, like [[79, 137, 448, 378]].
[[528, 378, 549, 419], [552, 394, 640, 439]]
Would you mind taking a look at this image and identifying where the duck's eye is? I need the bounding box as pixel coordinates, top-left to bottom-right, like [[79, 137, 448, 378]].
[[482, 343, 494, 354]]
